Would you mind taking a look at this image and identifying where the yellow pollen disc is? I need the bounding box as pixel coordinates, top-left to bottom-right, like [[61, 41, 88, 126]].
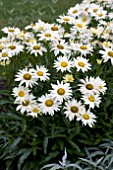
[[31, 23, 36, 27], [98, 13, 103, 17], [61, 61, 68, 67], [78, 62, 85, 67], [33, 45, 40, 50], [20, 34, 25, 39], [37, 71, 43, 76], [82, 17, 87, 22], [18, 91, 25, 97], [2, 52, 8, 57], [88, 96, 95, 102], [51, 26, 58, 31], [108, 51, 113, 57], [99, 85, 102, 89], [23, 73, 32, 80], [39, 26, 44, 31], [45, 33, 51, 37], [77, 23, 83, 28], [73, 10, 78, 14], [22, 100, 30, 106], [57, 88, 65, 95], [86, 84, 93, 90], [33, 108, 39, 113], [45, 99, 54, 107], [80, 45, 87, 50], [71, 106, 78, 113], [93, 8, 98, 13], [83, 113, 90, 120], [0, 45, 3, 50], [63, 18, 69, 21], [57, 44, 64, 50], [8, 28, 14, 32], [9, 45, 16, 50]]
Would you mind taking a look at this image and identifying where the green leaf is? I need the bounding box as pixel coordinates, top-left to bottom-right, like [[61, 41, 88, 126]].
[[18, 148, 32, 170], [43, 136, 48, 154]]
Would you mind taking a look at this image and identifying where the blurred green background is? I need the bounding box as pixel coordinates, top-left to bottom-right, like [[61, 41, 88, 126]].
[[0, 0, 82, 29]]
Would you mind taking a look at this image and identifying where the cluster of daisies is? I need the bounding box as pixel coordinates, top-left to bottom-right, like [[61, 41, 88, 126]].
[[1, 0, 112, 127]]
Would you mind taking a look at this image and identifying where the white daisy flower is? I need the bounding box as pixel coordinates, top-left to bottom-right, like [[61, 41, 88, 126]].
[[76, 109, 96, 128], [26, 42, 47, 56], [5, 41, 24, 55], [76, 43, 93, 57], [15, 94, 36, 114], [37, 30, 57, 41], [99, 47, 113, 65], [50, 39, 70, 56], [94, 10, 107, 20], [64, 99, 85, 121], [38, 93, 60, 116], [15, 67, 38, 87], [67, 4, 81, 17], [95, 76, 107, 94], [78, 76, 99, 95], [27, 103, 41, 118], [50, 81, 72, 103], [31, 65, 50, 81], [57, 14, 75, 24], [12, 86, 30, 102], [0, 49, 13, 61], [17, 30, 34, 40], [74, 56, 91, 72], [53, 56, 74, 73], [82, 93, 101, 108], [2, 26, 20, 36]]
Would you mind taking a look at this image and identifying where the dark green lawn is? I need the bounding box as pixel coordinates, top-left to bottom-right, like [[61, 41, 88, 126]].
[[0, 0, 82, 29]]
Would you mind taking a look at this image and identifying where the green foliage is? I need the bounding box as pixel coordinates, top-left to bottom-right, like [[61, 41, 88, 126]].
[[0, 0, 113, 169]]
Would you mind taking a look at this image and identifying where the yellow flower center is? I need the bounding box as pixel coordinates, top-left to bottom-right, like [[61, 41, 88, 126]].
[[0, 45, 3, 50], [88, 96, 95, 102], [57, 44, 64, 50], [37, 71, 43, 76], [73, 10, 78, 14], [80, 45, 88, 50], [23, 73, 32, 80], [22, 100, 30, 106], [8, 28, 15, 32], [71, 106, 78, 113], [9, 45, 16, 50], [82, 17, 87, 22], [99, 85, 102, 89], [83, 113, 90, 120], [77, 23, 83, 28], [108, 51, 113, 57], [51, 26, 58, 31], [98, 13, 103, 17], [45, 33, 51, 37], [33, 108, 39, 113], [20, 34, 25, 39], [33, 45, 40, 50], [18, 91, 25, 97], [78, 62, 85, 67], [61, 61, 68, 67], [57, 88, 65, 95], [63, 17, 69, 21], [39, 26, 44, 31], [45, 99, 54, 107], [93, 8, 98, 13], [2, 52, 8, 57], [86, 84, 94, 90]]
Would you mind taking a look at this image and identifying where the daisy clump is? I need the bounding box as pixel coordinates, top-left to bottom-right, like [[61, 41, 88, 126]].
[[2, 0, 113, 129]]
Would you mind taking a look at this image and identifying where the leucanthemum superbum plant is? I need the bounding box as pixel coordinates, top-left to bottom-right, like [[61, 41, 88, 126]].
[[2, 0, 113, 129]]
